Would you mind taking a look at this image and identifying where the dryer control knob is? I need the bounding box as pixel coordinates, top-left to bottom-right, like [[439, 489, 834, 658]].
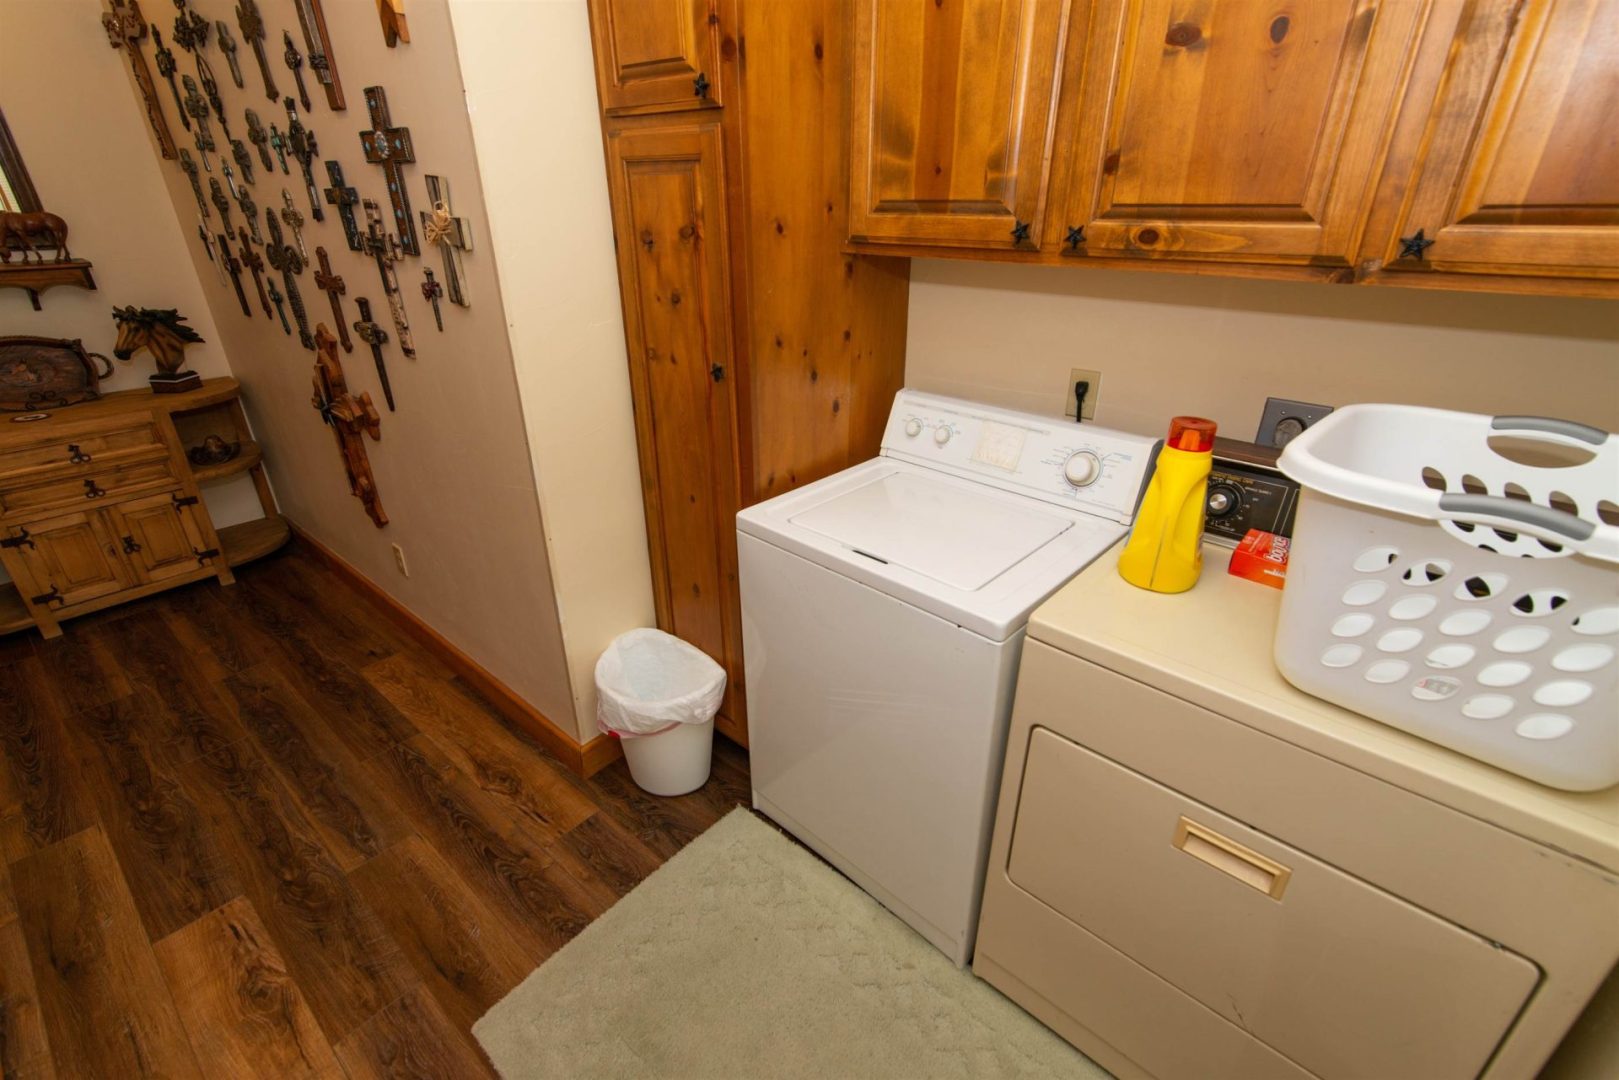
[[904, 418, 923, 438], [1063, 451, 1101, 487], [933, 425, 952, 446]]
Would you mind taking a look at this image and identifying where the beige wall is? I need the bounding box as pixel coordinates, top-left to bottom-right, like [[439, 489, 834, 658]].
[[905, 261, 1619, 440], [449, 0, 654, 741], [69, 0, 581, 734]]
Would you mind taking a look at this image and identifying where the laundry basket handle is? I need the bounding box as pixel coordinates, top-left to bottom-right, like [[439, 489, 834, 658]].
[[1491, 415, 1608, 447], [1437, 494, 1596, 541]]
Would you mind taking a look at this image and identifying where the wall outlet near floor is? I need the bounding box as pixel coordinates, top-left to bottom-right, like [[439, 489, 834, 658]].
[[391, 543, 410, 578], [1065, 368, 1102, 421], [1256, 397, 1334, 449]]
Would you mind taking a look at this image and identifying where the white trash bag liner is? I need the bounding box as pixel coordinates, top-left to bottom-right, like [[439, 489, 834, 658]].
[[596, 629, 726, 798]]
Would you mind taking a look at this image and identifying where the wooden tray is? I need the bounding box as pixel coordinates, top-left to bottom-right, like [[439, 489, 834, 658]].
[[0, 336, 115, 412]]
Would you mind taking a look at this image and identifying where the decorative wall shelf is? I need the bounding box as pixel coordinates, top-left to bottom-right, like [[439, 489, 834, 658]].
[[0, 260, 97, 310]]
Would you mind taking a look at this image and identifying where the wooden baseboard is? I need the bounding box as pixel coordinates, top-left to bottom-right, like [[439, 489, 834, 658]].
[[285, 522, 622, 778]]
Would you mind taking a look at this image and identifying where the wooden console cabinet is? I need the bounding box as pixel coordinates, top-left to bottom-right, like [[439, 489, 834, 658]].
[[0, 378, 287, 638]]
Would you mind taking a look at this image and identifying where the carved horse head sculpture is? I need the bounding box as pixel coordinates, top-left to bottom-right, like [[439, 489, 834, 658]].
[[111, 306, 205, 376]]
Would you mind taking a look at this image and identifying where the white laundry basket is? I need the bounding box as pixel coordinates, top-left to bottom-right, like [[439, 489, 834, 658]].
[[1276, 407, 1619, 791]]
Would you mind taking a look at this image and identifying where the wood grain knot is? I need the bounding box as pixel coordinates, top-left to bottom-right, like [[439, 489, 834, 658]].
[[721, 36, 737, 60], [1269, 15, 1290, 43], [678, 223, 695, 241], [1102, 151, 1121, 175], [1164, 22, 1202, 47], [813, 41, 823, 61], [1136, 227, 1160, 245], [669, 290, 682, 306]]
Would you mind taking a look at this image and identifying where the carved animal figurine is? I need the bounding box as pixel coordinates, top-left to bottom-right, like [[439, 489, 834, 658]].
[[310, 323, 386, 527], [111, 305, 205, 392], [0, 211, 72, 264]]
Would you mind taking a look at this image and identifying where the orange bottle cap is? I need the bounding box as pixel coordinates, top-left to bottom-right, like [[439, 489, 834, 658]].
[[1167, 416, 1217, 453]]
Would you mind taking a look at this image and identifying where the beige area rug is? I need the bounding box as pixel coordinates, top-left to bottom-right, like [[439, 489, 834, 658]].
[[474, 808, 1108, 1080]]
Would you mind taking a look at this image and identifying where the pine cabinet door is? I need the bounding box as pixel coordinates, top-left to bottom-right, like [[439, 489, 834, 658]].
[[2, 511, 132, 610], [1379, 0, 1619, 282], [587, 0, 722, 114], [106, 493, 212, 586], [849, 0, 1072, 248], [603, 122, 745, 732], [1060, 0, 1428, 265]]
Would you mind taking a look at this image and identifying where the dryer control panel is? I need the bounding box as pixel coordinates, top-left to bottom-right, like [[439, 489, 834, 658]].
[[880, 391, 1162, 524]]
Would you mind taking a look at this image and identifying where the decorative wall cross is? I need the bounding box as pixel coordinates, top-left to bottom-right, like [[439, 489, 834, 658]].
[[171, 0, 209, 53], [237, 226, 270, 317], [230, 138, 255, 185], [214, 20, 243, 87], [103, 0, 178, 159], [359, 87, 419, 254], [284, 99, 324, 221], [377, 0, 410, 48], [313, 247, 352, 352], [361, 198, 414, 359], [421, 175, 471, 307], [311, 323, 387, 527], [222, 162, 241, 201], [420, 269, 442, 331], [246, 110, 271, 171], [280, 190, 309, 261], [283, 32, 312, 113], [196, 54, 232, 143], [179, 150, 208, 218], [181, 74, 213, 168], [323, 161, 362, 252], [209, 176, 233, 233], [152, 28, 189, 129], [291, 0, 345, 110], [234, 181, 260, 243], [267, 279, 289, 335], [269, 123, 289, 174], [352, 297, 396, 411], [234, 0, 277, 101], [265, 208, 311, 349], [198, 221, 223, 284], [219, 232, 250, 316]]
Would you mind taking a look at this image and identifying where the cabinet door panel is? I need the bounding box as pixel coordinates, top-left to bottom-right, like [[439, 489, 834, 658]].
[[1382, 0, 1619, 278], [3, 511, 131, 610], [108, 493, 211, 585], [603, 123, 743, 728], [850, 0, 1071, 247], [1064, 0, 1426, 263], [588, 0, 721, 114]]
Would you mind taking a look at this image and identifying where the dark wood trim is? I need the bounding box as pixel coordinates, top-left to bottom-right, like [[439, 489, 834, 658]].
[[0, 107, 42, 213], [285, 522, 622, 778]]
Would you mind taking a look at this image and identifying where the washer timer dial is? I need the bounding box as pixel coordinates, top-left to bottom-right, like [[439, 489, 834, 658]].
[[934, 425, 953, 446], [904, 418, 923, 438], [1063, 451, 1102, 487]]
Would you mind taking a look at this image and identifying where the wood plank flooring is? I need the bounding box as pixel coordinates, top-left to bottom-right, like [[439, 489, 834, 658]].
[[0, 543, 751, 1078]]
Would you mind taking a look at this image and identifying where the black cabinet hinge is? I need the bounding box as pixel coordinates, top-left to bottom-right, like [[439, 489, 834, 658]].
[[122, 535, 142, 554], [30, 585, 62, 607], [0, 529, 34, 550], [172, 494, 201, 508], [193, 546, 220, 563]]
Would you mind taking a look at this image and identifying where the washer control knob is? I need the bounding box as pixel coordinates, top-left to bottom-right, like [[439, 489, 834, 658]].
[[933, 425, 952, 446], [1207, 483, 1241, 519], [1063, 451, 1101, 487], [904, 418, 923, 438]]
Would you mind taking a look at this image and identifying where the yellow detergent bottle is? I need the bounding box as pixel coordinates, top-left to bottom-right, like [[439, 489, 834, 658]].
[[1117, 416, 1217, 593]]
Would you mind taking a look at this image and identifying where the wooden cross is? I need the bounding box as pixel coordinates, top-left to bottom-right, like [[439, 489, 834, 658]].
[[314, 247, 353, 353], [237, 227, 270, 317], [361, 198, 414, 359], [377, 0, 410, 48], [311, 324, 387, 528], [359, 86, 420, 255], [421, 175, 471, 307], [323, 161, 363, 252], [103, 0, 177, 159], [290, 0, 345, 110]]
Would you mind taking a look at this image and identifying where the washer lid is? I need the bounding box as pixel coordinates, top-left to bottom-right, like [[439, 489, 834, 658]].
[[788, 470, 1072, 590]]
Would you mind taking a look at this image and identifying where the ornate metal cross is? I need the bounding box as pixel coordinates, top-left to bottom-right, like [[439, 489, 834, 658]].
[[171, 0, 209, 53], [179, 150, 209, 218], [222, 162, 241, 201], [280, 190, 309, 261], [214, 20, 243, 87], [209, 176, 233, 233], [235, 180, 260, 243], [314, 247, 352, 352], [359, 87, 419, 255], [269, 123, 289, 174], [230, 138, 255, 185], [234, 0, 278, 101], [352, 297, 396, 411], [421, 175, 471, 307], [198, 220, 223, 284], [420, 269, 443, 332], [267, 279, 290, 335], [283, 31, 312, 113], [323, 161, 362, 252], [284, 98, 324, 221], [265, 208, 312, 349], [152, 28, 189, 130], [181, 74, 213, 169], [246, 109, 271, 171], [103, 0, 177, 159], [237, 227, 270, 317], [361, 199, 414, 359], [219, 231, 250, 316], [196, 54, 232, 144], [290, 0, 344, 110]]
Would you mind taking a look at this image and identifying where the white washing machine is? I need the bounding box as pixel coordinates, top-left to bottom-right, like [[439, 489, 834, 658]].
[[737, 390, 1160, 965]]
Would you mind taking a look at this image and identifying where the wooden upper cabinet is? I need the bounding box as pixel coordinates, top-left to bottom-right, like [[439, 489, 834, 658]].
[[587, 0, 722, 114], [1377, 0, 1619, 283], [1059, 0, 1429, 265], [849, 0, 1072, 248]]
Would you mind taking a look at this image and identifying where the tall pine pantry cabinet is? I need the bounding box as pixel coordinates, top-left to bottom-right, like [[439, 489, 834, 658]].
[[586, 0, 911, 746]]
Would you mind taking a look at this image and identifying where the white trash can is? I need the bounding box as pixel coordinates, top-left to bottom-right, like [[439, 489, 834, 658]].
[[596, 628, 726, 796]]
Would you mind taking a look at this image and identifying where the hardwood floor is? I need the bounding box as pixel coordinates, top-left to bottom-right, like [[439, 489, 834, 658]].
[[0, 542, 752, 1078]]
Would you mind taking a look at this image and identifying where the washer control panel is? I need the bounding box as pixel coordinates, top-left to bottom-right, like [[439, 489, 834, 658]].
[[882, 390, 1161, 523], [1204, 458, 1299, 547]]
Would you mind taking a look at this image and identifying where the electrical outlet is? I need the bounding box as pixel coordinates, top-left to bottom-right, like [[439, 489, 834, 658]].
[[391, 543, 409, 578], [1065, 368, 1102, 421], [1257, 397, 1334, 448]]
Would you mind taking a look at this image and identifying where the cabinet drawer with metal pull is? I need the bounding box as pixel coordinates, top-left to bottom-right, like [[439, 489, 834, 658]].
[[1005, 728, 1538, 1080], [0, 418, 165, 484], [0, 456, 179, 520]]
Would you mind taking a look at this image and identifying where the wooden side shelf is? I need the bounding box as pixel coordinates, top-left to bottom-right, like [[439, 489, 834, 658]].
[[0, 259, 97, 310], [191, 440, 262, 483], [0, 581, 31, 634], [219, 514, 291, 567]]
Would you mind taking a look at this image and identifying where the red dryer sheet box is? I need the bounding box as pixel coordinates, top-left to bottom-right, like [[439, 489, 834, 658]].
[[1228, 529, 1289, 590]]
